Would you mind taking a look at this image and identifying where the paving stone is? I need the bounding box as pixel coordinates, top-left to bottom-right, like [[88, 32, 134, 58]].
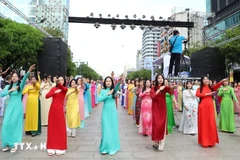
[[0, 102, 240, 159]]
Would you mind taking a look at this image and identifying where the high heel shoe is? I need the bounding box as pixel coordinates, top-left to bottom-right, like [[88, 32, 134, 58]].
[[10, 148, 17, 153], [109, 151, 117, 156], [2, 147, 10, 152], [152, 143, 159, 150]]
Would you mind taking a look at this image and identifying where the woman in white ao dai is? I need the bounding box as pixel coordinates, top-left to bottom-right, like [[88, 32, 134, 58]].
[[179, 81, 199, 135]]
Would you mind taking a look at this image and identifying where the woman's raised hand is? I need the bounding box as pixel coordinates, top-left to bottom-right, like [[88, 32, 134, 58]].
[[118, 74, 123, 83], [221, 78, 228, 83], [28, 64, 36, 72]]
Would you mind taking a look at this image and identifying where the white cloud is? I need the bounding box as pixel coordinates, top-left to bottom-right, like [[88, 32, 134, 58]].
[[68, 0, 205, 76]]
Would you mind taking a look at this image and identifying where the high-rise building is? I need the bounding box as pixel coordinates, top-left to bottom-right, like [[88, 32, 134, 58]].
[[171, 10, 205, 47], [136, 50, 142, 70], [0, 0, 40, 23], [36, 0, 69, 42], [141, 28, 161, 69], [159, 27, 171, 54], [206, 0, 211, 15], [204, 0, 240, 41], [0, 0, 69, 42]]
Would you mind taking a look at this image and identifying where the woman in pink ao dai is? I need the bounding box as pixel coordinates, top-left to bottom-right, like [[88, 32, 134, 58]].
[[139, 80, 152, 136]]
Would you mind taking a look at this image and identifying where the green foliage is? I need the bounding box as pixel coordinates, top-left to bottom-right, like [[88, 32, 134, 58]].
[[184, 42, 207, 57], [76, 63, 100, 80], [0, 18, 44, 68], [126, 69, 151, 80], [66, 47, 76, 76], [43, 27, 64, 39], [217, 26, 240, 64], [154, 68, 162, 75]]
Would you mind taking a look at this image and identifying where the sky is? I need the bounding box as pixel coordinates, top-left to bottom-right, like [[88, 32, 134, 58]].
[[68, 0, 206, 76]]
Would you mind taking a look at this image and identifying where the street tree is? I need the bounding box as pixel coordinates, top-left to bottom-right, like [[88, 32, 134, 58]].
[[76, 63, 100, 80], [67, 47, 77, 76], [217, 26, 240, 64], [126, 69, 151, 80], [0, 18, 44, 69], [43, 27, 64, 39], [184, 42, 207, 57], [185, 26, 240, 64]]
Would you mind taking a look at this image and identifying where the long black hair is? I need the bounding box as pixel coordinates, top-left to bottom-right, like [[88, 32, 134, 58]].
[[164, 79, 169, 86], [76, 77, 81, 83], [186, 81, 193, 90], [57, 76, 66, 87], [69, 78, 78, 93], [8, 72, 21, 92], [43, 75, 48, 81], [103, 76, 116, 99], [69, 79, 77, 87], [142, 79, 151, 93], [199, 76, 213, 93], [154, 74, 165, 91], [76, 77, 85, 89], [30, 75, 38, 86], [199, 76, 214, 103], [134, 79, 139, 87]]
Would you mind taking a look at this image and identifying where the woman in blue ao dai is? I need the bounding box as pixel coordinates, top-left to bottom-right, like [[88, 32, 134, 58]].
[[1, 64, 35, 153], [98, 75, 122, 156]]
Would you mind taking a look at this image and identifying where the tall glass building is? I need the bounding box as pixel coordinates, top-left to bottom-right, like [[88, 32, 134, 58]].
[[0, 0, 69, 42], [206, 0, 211, 15], [141, 28, 161, 69], [0, 0, 42, 23], [204, 0, 240, 41], [36, 0, 69, 41]]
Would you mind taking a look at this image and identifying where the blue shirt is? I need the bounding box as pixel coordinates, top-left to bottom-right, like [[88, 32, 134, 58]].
[[169, 35, 186, 54]]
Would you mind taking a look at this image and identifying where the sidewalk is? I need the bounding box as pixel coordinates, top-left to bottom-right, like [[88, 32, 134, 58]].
[[0, 103, 240, 160]]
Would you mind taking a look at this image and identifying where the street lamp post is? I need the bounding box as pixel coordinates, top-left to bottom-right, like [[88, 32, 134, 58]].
[[185, 8, 190, 48]]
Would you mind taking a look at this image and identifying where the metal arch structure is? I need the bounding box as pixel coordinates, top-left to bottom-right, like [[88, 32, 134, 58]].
[[68, 17, 194, 28], [0, 0, 52, 37]]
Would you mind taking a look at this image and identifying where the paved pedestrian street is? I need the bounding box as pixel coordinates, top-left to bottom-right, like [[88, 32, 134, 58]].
[[0, 103, 240, 160]]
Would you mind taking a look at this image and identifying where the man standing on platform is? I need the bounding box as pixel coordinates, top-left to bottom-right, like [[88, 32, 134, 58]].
[[168, 30, 187, 77]]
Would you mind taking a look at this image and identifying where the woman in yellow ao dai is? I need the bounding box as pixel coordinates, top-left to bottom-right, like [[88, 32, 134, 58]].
[[128, 80, 135, 115], [23, 75, 41, 136], [66, 79, 80, 138]]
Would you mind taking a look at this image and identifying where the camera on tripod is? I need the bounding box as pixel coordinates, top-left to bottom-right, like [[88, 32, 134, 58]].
[[183, 40, 188, 44]]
